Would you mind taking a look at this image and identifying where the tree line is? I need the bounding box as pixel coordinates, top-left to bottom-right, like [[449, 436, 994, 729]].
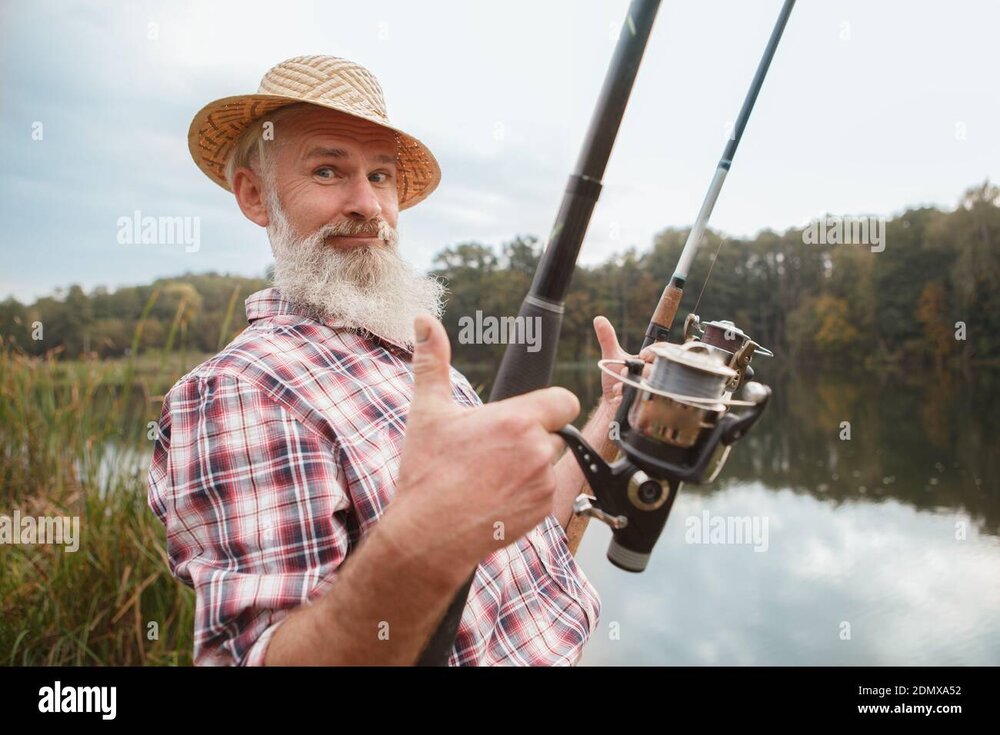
[[2, 181, 997, 369]]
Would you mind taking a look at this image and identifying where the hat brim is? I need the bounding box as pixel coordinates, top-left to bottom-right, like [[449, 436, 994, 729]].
[[187, 93, 441, 210]]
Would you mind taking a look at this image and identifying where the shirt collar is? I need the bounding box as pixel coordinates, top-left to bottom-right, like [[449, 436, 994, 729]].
[[245, 287, 414, 355]]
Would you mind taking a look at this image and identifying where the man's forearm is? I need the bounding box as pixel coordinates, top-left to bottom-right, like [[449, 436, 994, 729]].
[[264, 502, 473, 665], [552, 397, 619, 531]]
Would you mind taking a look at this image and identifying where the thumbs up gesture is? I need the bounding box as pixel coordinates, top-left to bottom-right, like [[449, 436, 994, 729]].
[[387, 314, 580, 584]]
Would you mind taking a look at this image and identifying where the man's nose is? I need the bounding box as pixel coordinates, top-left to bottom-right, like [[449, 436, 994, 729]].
[[341, 174, 382, 222]]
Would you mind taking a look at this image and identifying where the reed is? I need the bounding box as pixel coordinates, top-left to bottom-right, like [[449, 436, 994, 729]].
[[0, 289, 209, 665]]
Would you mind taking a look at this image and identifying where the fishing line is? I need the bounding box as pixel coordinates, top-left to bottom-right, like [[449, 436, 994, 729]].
[[691, 236, 726, 319]]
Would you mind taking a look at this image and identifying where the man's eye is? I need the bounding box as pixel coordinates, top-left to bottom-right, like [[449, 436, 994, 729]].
[[314, 167, 337, 179], [370, 172, 390, 184]]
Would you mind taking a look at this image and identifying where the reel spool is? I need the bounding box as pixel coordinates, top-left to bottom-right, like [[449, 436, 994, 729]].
[[599, 341, 759, 473], [628, 342, 735, 450]]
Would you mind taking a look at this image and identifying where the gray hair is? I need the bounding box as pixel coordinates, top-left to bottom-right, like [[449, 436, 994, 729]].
[[224, 102, 314, 189]]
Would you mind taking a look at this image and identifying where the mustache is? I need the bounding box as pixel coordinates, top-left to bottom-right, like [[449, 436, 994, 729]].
[[316, 218, 397, 243]]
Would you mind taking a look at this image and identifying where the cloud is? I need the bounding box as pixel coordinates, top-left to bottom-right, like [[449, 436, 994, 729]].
[[2, 0, 998, 301], [578, 484, 1000, 665]]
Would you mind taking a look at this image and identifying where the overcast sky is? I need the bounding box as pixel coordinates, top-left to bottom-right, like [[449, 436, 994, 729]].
[[1, 0, 997, 302]]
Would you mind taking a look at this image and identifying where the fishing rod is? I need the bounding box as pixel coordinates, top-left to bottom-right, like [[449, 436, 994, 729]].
[[416, 0, 663, 666], [643, 0, 795, 350], [556, 0, 795, 573]]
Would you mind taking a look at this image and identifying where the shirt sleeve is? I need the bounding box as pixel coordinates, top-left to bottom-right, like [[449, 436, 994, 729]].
[[147, 372, 351, 666], [526, 513, 602, 646]]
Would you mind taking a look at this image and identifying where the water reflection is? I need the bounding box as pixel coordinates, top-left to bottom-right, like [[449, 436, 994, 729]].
[[459, 362, 1000, 664]]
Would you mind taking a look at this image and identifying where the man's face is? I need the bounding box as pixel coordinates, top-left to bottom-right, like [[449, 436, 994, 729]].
[[232, 104, 445, 349], [267, 106, 401, 246]]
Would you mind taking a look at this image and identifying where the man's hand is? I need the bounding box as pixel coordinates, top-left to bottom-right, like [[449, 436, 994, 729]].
[[388, 314, 581, 583], [593, 316, 634, 410], [593, 316, 659, 409]]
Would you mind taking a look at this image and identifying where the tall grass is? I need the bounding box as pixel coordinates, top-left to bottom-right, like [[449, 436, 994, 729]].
[[0, 287, 240, 665]]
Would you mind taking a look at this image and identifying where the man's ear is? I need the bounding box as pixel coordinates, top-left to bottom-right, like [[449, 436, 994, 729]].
[[232, 167, 270, 227]]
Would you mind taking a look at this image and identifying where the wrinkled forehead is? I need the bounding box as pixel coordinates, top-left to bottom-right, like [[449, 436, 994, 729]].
[[276, 106, 399, 163]]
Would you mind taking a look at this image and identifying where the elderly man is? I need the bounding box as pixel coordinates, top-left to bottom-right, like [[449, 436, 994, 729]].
[[148, 55, 630, 666]]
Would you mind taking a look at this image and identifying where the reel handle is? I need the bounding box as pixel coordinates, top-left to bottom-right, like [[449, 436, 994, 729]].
[[557, 424, 672, 573]]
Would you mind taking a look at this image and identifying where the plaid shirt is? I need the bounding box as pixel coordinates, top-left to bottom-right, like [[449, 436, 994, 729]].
[[147, 287, 600, 666]]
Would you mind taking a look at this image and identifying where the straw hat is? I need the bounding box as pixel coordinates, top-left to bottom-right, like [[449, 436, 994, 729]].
[[188, 55, 441, 210]]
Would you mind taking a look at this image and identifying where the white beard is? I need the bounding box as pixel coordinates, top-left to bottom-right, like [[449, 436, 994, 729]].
[[264, 190, 446, 351]]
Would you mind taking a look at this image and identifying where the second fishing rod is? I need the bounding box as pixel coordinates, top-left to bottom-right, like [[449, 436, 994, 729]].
[[558, 0, 796, 572], [643, 0, 796, 351]]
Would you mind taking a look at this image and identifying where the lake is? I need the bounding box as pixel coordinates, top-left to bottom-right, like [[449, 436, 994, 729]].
[[462, 362, 1000, 665]]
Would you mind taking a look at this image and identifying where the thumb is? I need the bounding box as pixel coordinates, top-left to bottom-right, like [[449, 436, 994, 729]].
[[593, 315, 620, 357], [410, 314, 454, 408]]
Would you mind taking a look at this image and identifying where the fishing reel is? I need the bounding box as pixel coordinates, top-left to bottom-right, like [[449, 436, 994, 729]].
[[558, 316, 773, 572]]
